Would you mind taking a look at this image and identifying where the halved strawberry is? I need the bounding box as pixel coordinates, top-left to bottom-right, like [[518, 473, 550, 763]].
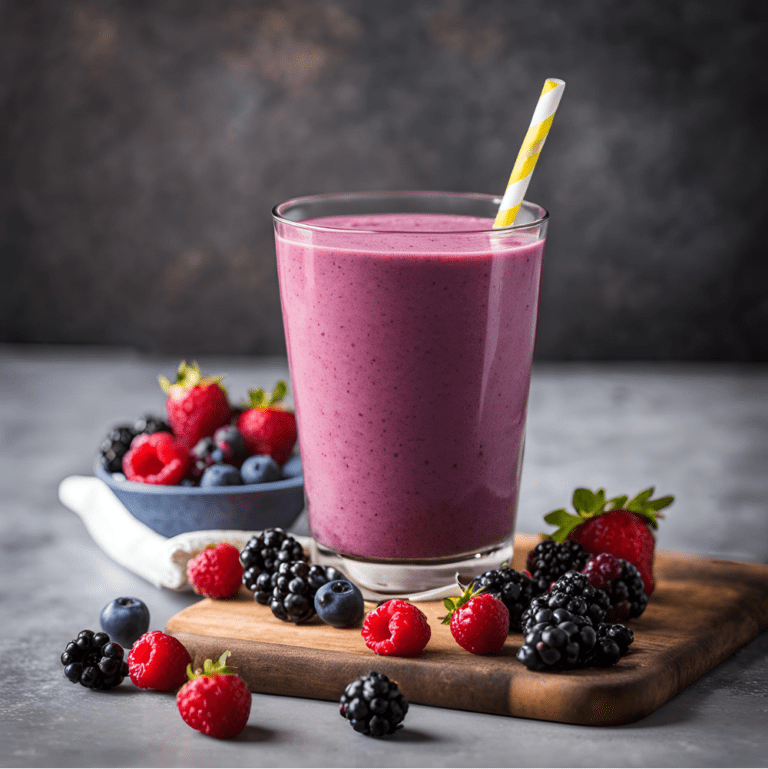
[[544, 487, 674, 596], [236, 381, 297, 466], [159, 361, 232, 451]]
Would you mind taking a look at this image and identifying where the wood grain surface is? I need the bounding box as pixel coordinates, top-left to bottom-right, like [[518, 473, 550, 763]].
[[165, 534, 768, 726]]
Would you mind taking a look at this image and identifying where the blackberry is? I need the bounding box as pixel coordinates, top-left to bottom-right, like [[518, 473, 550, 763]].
[[240, 528, 306, 593], [189, 437, 218, 482], [339, 671, 409, 737], [268, 561, 345, 623], [582, 554, 648, 621], [133, 415, 172, 436], [471, 567, 537, 632], [584, 623, 634, 668], [516, 608, 598, 671], [596, 622, 634, 655], [526, 539, 590, 593], [100, 426, 136, 473], [60, 630, 129, 690], [521, 571, 610, 632]]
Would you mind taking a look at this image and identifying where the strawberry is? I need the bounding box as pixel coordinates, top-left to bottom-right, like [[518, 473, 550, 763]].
[[176, 651, 251, 739], [159, 361, 232, 451], [441, 584, 509, 655], [544, 487, 674, 596], [236, 381, 297, 466]]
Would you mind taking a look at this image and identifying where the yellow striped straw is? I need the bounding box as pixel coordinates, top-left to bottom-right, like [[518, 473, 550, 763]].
[[493, 78, 565, 228]]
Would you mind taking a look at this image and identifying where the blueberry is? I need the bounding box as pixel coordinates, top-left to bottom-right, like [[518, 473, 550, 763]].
[[200, 464, 243, 487], [241, 455, 281, 485], [100, 597, 150, 648], [314, 579, 365, 628], [213, 425, 248, 465], [280, 454, 303, 478]]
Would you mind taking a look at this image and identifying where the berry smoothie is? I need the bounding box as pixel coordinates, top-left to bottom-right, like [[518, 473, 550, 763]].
[[275, 207, 545, 562]]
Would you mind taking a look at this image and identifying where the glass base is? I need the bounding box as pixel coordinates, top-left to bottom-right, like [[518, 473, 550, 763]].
[[310, 538, 515, 601]]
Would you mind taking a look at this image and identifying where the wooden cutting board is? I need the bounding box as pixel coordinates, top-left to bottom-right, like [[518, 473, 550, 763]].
[[165, 534, 768, 726]]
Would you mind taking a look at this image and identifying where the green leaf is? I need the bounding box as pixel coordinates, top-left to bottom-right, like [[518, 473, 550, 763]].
[[248, 388, 266, 408], [627, 487, 654, 510], [593, 488, 606, 513], [440, 582, 485, 624], [544, 508, 585, 542], [646, 495, 674, 512], [572, 488, 596, 514], [544, 508, 572, 526], [607, 495, 628, 510], [269, 381, 288, 407]]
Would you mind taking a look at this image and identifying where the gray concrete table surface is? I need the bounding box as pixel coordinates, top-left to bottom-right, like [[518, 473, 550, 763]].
[[1, 346, 767, 768]]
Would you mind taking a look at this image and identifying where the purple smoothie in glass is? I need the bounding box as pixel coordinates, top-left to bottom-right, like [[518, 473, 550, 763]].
[[274, 208, 545, 563]]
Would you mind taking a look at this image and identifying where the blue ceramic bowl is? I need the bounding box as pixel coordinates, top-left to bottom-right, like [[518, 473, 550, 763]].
[[94, 458, 305, 538]]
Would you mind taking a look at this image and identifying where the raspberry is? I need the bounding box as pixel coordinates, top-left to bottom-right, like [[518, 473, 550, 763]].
[[471, 567, 537, 632], [449, 593, 509, 655], [122, 432, 189, 485], [177, 652, 251, 739], [187, 544, 244, 599], [362, 600, 431, 658], [127, 631, 191, 691]]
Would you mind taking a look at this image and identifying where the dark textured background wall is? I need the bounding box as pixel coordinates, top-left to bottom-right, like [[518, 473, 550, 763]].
[[1, 0, 767, 360]]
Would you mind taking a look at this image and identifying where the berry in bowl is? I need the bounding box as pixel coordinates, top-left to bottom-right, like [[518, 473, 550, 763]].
[[95, 362, 304, 538]]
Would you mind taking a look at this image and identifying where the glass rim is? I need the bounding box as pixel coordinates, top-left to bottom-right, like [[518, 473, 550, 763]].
[[271, 191, 549, 235]]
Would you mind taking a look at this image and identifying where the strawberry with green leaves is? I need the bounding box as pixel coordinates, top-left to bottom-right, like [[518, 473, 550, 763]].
[[237, 381, 297, 466], [544, 487, 674, 596], [159, 361, 232, 451]]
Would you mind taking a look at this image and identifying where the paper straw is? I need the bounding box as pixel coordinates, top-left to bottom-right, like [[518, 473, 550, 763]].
[[493, 78, 565, 228]]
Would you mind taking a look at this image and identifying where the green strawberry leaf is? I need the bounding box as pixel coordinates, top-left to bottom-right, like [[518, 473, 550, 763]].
[[160, 361, 225, 395], [627, 487, 655, 509], [646, 495, 674, 512], [268, 381, 288, 407], [438, 582, 485, 624], [187, 650, 238, 680], [543, 508, 585, 543], [572, 488, 596, 514], [248, 382, 289, 409], [248, 388, 267, 408], [544, 486, 674, 537]]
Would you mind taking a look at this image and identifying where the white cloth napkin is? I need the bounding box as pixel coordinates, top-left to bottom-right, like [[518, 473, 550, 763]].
[[57, 475, 460, 600]]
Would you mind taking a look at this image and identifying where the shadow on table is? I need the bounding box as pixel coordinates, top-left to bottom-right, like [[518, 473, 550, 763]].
[[395, 727, 443, 743], [236, 724, 279, 742]]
